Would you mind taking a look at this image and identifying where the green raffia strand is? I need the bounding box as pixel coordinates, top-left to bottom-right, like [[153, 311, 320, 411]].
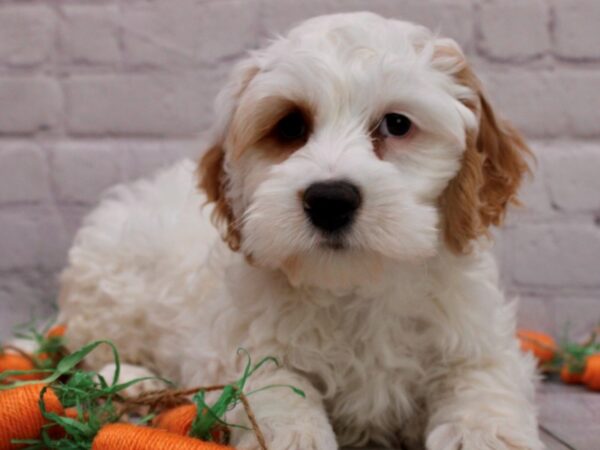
[[2, 329, 305, 448], [548, 322, 600, 375], [6, 340, 174, 450], [189, 348, 305, 441], [0, 340, 121, 389], [1, 318, 65, 371]]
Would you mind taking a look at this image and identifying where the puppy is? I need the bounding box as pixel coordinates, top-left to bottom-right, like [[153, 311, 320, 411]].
[[58, 12, 543, 450]]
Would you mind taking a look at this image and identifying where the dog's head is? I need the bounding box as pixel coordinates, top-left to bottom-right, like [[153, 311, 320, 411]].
[[198, 12, 530, 291]]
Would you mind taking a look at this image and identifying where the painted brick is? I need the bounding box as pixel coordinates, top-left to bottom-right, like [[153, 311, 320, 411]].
[[123, 139, 203, 181], [478, 0, 549, 61], [511, 224, 600, 289], [517, 297, 556, 337], [58, 205, 95, 247], [486, 70, 600, 138], [483, 70, 566, 139], [557, 72, 600, 138], [0, 6, 55, 66], [50, 142, 125, 204], [60, 5, 121, 66], [0, 273, 58, 339], [260, 0, 473, 49], [509, 142, 553, 219], [121, 0, 260, 67], [0, 211, 39, 271], [0, 207, 67, 273], [0, 78, 62, 134], [543, 142, 600, 213], [0, 142, 50, 204], [553, 0, 600, 60], [64, 71, 223, 136], [553, 297, 600, 341], [37, 207, 69, 272]]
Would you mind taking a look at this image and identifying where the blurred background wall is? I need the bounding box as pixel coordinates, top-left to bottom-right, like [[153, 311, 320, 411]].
[[0, 0, 599, 338]]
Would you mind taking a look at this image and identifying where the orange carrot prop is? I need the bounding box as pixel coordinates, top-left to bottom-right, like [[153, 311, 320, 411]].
[[63, 407, 80, 420], [517, 330, 556, 364], [582, 354, 600, 391], [560, 365, 583, 384], [0, 384, 63, 449], [0, 354, 44, 383], [46, 325, 67, 339], [154, 404, 197, 435], [92, 424, 233, 450]]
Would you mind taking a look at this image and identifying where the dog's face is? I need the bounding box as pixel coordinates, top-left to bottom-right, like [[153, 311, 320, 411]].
[[199, 13, 530, 291]]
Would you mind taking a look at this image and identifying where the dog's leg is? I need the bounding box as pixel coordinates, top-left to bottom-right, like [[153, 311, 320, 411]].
[[229, 368, 337, 450], [424, 354, 544, 450]]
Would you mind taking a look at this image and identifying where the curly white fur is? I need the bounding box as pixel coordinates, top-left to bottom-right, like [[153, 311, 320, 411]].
[[58, 12, 543, 450]]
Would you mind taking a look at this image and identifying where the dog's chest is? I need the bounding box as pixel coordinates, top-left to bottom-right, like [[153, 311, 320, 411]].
[[284, 294, 433, 429]]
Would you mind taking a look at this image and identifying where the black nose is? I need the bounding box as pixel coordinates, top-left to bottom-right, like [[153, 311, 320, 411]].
[[303, 181, 361, 233]]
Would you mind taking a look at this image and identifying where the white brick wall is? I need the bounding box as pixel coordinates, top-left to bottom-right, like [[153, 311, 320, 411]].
[[1, 0, 599, 338]]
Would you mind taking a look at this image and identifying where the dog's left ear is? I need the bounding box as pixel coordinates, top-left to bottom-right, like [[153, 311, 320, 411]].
[[432, 40, 532, 254], [197, 59, 260, 251]]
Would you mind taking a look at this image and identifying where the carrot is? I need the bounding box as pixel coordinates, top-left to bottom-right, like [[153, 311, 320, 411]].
[[64, 407, 80, 420], [560, 365, 584, 384], [582, 354, 600, 391], [154, 404, 197, 435], [92, 424, 233, 450], [517, 329, 556, 364], [0, 384, 64, 449], [0, 354, 43, 383], [47, 325, 67, 339]]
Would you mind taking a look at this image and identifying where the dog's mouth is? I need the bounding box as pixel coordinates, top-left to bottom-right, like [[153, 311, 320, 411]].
[[319, 235, 348, 251]]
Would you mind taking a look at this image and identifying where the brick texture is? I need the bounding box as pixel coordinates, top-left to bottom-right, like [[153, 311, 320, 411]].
[[0, 142, 50, 204], [477, 0, 550, 61], [0, 78, 62, 134], [1, 0, 599, 338], [0, 6, 55, 67], [60, 6, 121, 66], [64, 72, 221, 135], [511, 224, 600, 289], [553, 0, 600, 60], [121, 0, 261, 67], [543, 142, 600, 213]]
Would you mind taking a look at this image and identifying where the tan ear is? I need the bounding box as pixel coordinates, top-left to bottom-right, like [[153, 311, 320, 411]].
[[197, 59, 260, 252], [197, 144, 240, 251], [440, 63, 532, 254]]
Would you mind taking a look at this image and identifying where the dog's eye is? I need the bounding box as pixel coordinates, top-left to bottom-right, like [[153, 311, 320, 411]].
[[378, 113, 412, 138], [276, 111, 308, 142]]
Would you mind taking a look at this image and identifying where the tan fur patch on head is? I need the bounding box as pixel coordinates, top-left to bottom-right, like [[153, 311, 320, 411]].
[[438, 50, 532, 254], [229, 96, 313, 161], [196, 61, 260, 252]]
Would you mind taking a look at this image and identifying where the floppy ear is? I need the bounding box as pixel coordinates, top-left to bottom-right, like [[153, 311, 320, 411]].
[[436, 44, 532, 254], [197, 143, 240, 250], [197, 59, 259, 251]]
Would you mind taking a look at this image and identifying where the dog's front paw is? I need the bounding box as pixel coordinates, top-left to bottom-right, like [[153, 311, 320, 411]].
[[426, 423, 539, 450], [234, 415, 338, 450]]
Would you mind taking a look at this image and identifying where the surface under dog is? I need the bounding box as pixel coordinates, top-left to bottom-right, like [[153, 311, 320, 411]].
[[347, 382, 598, 450]]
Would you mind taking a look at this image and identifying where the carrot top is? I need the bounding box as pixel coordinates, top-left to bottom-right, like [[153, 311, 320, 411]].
[[4, 340, 171, 450], [188, 349, 304, 442], [2, 320, 305, 450], [1, 319, 67, 374]]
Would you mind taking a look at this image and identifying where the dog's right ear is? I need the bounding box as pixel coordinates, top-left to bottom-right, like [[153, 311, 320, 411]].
[[197, 143, 240, 250], [197, 59, 260, 251]]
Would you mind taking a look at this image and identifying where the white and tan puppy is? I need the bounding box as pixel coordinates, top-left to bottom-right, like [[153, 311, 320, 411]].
[[59, 12, 542, 450]]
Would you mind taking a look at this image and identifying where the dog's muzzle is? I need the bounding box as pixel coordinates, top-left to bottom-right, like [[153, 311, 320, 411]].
[[302, 180, 361, 234]]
